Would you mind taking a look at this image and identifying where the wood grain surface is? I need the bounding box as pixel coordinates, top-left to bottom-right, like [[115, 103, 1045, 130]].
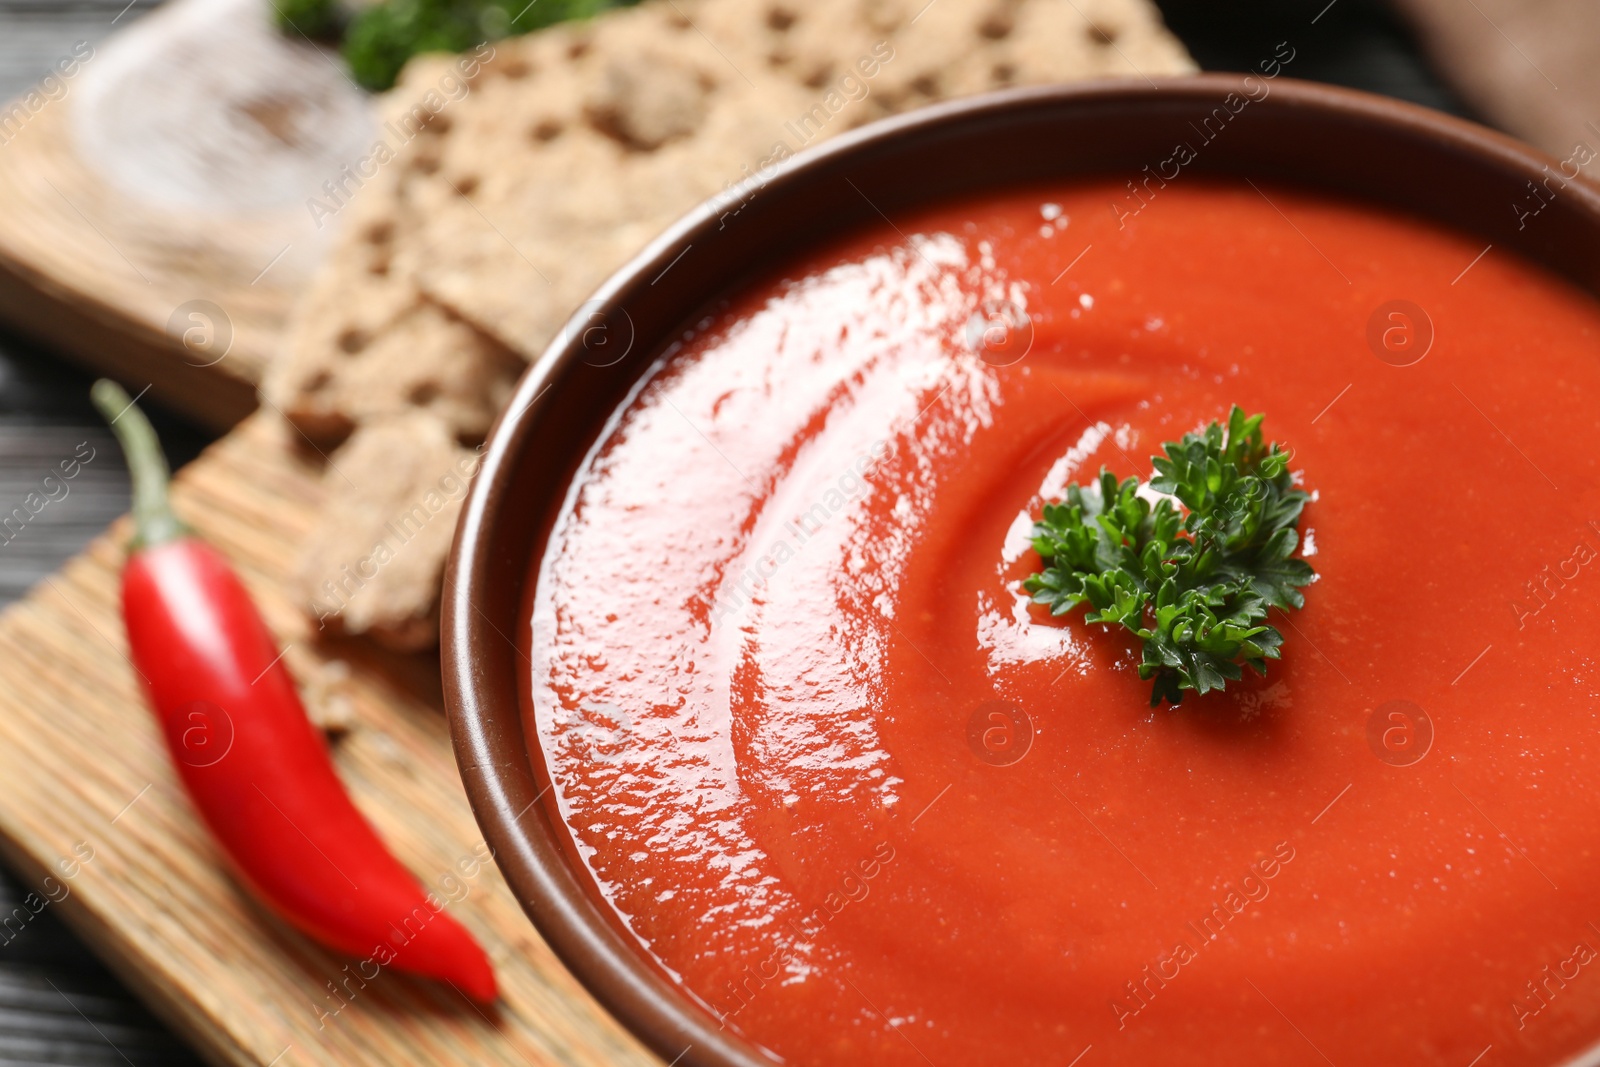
[[0, 91, 268, 432], [0, 412, 662, 1067], [0, 0, 377, 434]]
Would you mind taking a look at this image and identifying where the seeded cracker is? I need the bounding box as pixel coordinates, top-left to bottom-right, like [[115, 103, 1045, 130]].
[[281, 0, 1194, 648], [404, 11, 817, 359], [294, 411, 480, 651], [262, 50, 517, 445], [407, 0, 1193, 360]]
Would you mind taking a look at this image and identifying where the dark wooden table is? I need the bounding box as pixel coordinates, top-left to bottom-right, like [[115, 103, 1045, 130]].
[[0, 0, 1468, 1061], [1, 9, 209, 1062]]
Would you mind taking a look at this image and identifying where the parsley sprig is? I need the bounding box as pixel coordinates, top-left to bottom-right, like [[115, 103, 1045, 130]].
[[1024, 407, 1314, 706]]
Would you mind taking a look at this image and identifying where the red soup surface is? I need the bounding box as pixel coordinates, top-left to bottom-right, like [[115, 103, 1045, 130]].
[[525, 179, 1600, 1066]]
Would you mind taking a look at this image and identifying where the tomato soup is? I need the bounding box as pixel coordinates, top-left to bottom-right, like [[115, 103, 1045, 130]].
[[525, 179, 1600, 1066]]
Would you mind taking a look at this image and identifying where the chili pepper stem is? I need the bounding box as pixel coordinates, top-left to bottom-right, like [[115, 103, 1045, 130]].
[[90, 379, 186, 549]]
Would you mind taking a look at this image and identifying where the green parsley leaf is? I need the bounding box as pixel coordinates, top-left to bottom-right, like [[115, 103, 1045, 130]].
[[1023, 406, 1314, 707]]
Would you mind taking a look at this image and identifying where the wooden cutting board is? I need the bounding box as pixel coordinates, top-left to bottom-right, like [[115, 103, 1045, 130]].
[[0, 0, 377, 432], [0, 411, 662, 1067]]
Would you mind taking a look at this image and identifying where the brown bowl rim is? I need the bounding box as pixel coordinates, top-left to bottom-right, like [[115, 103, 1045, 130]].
[[443, 73, 1600, 1067]]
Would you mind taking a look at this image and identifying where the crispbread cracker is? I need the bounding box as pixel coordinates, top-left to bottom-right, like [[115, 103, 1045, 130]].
[[409, 0, 1193, 359], [276, 0, 1193, 647], [276, 0, 1194, 395], [293, 411, 479, 651], [262, 51, 508, 444], [273, 296, 521, 443], [407, 14, 816, 357]]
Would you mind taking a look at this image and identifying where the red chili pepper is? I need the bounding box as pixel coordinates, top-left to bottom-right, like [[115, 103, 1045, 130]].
[[92, 380, 496, 1003]]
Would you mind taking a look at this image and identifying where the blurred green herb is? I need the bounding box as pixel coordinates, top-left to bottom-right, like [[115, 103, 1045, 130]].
[[277, 0, 637, 91], [275, 0, 346, 40], [1024, 407, 1314, 707]]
